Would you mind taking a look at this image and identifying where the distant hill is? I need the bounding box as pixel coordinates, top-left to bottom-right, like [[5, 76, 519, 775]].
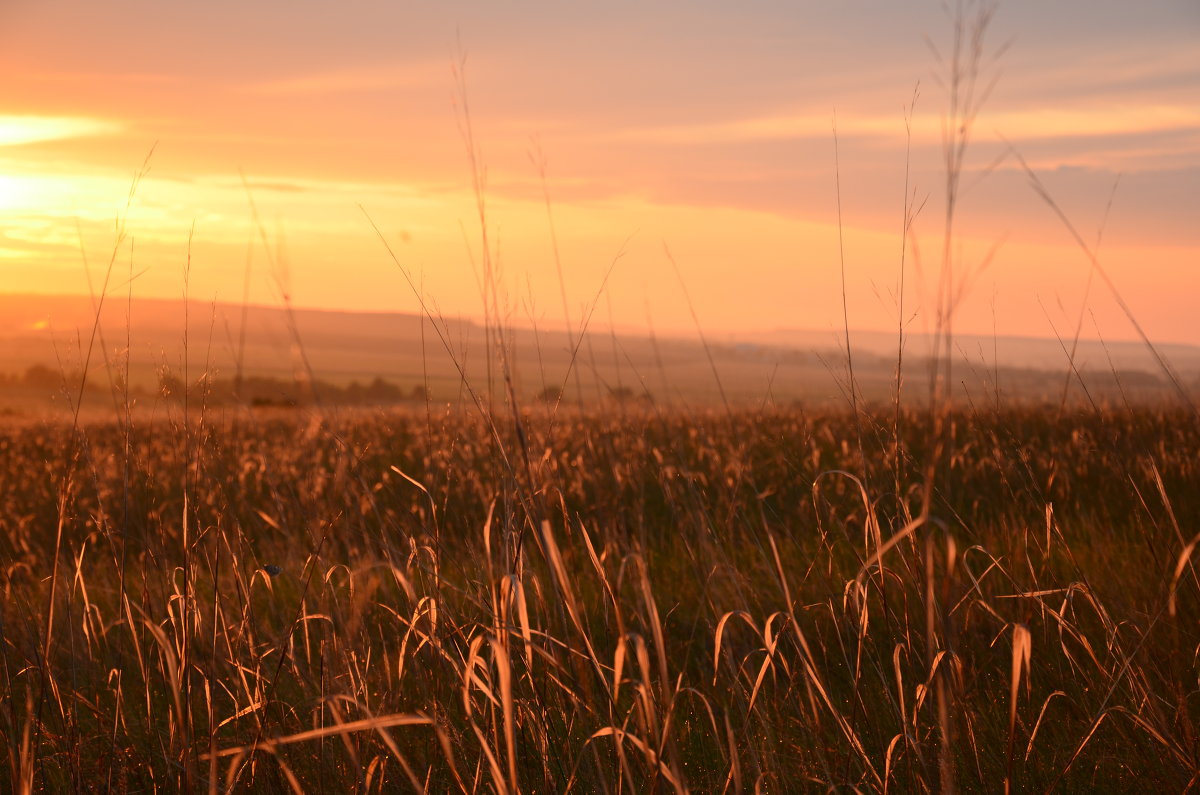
[[0, 293, 1196, 408], [742, 327, 1200, 375]]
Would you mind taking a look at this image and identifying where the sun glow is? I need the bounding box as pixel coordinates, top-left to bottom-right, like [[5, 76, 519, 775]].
[[0, 116, 121, 147], [0, 2, 1194, 344], [0, 174, 46, 212]]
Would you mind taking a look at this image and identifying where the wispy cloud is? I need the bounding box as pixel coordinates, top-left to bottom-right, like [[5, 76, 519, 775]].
[[604, 104, 1200, 147], [241, 63, 438, 96], [20, 71, 177, 86], [991, 106, 1200, 141]]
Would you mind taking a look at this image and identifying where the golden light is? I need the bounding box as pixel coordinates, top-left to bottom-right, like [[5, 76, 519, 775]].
[[0, 116, 121, 147], [0, 174, 45, 212]]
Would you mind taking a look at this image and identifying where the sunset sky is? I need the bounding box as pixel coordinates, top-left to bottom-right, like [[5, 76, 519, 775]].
[[1, 0, 1197, 346]]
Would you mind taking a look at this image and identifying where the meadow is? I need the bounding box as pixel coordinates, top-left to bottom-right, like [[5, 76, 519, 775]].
[[1, 393, 1197, 792]]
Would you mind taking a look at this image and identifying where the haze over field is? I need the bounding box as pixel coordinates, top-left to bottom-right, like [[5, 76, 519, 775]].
[[0, 0, 1197, 354], [1, 293, 1194, 409]]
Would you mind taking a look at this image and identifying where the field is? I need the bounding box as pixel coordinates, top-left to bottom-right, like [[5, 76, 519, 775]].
[[2, 394, 1198, 792]]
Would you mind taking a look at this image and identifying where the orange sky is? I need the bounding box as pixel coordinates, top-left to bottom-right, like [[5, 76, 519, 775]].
[[1, 0, 1197, 346]]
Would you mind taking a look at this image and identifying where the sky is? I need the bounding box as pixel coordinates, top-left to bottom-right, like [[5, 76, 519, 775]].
[[0, 0, 1197, 347]]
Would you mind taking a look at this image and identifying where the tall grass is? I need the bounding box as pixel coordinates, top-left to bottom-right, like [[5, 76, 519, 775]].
[[1, 404, 1198, 791]]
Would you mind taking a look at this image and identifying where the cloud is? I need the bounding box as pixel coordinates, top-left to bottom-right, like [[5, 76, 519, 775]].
[[601, 103, 1200, 148], [241, 63, 438, 96], [238, 180, 309, 194], [991, 105, 1200, 141], [0, 115, 122, 146], [21, 71, 177, 86]]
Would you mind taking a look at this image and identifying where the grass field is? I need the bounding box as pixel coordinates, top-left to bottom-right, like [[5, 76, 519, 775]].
[[1, 395, 1198, 792]]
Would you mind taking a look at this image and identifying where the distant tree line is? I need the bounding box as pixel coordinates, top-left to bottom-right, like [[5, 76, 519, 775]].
[[0, 364, 104, 394], [0, 364, 428, 407], [158, 370, 428, 407]]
